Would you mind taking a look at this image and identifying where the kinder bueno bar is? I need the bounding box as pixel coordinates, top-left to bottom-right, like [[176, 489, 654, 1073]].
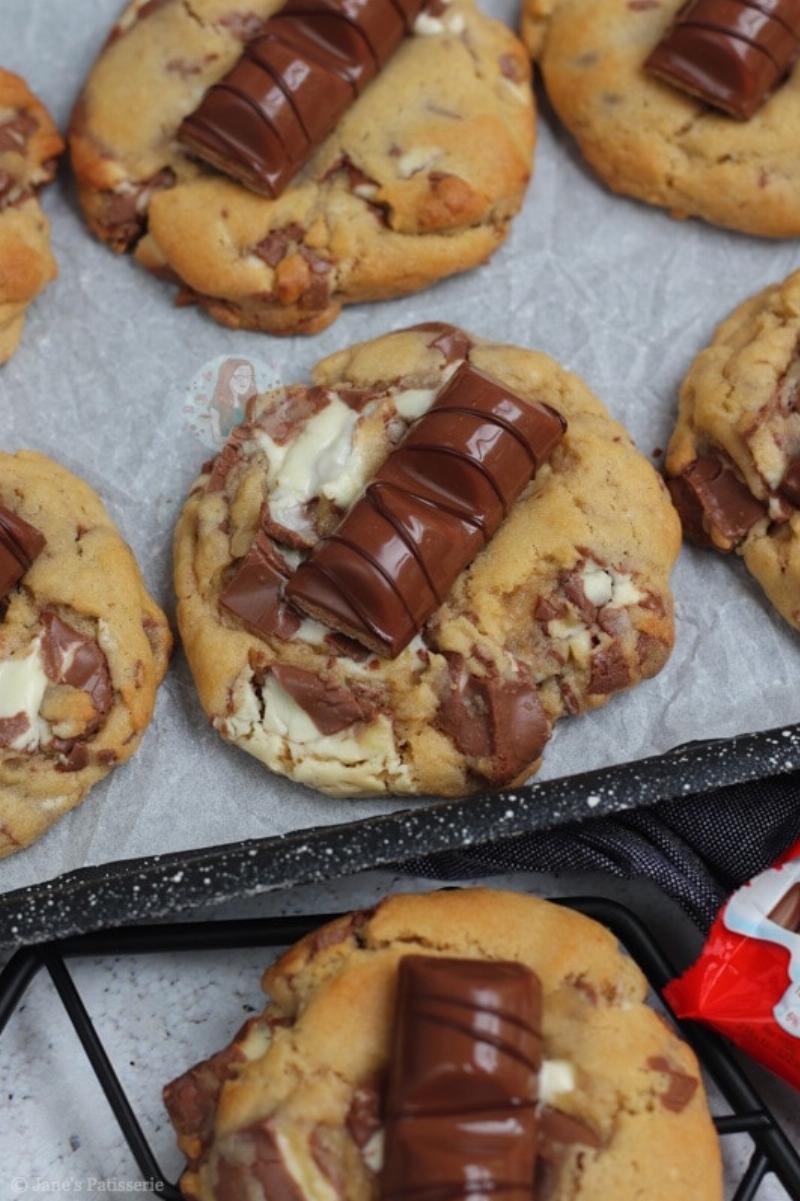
[[646, 0, 800, 120], [287, 362, 566, 657], [179, 0, 429, 197]]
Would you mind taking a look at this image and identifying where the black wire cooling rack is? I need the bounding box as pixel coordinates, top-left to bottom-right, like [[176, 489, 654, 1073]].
[[0, 897, 798, 1200]]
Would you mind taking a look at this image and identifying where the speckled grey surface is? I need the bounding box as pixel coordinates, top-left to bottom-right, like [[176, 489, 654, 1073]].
[[3, 0, 800, 931], [2, 720, 799, 946], [1, 872, 798, 1198]]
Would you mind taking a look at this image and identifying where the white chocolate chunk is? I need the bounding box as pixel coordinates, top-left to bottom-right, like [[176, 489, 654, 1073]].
[[609, 571, 643, 608], [547, 617, 585, 640], [218, 671, 412, 795], [396, 146, 443, 178], [363, 1129, 385, 1173], [239, 1022, 272, 1062], [539, 1059, 576, 1105], [295, 617, 330, 646], [393, 387, 436, 421], [260, 673, 362, 747], [568, 629, 592, 667], [750, 422, 789, 490], [581, 565, 613, 607], [259, 395, 367, 527], [414, 11, 445, 34], [0, 636, 51, 751], [354, 183, 380, 200], [414, 6, 462, 35], [276, 397, 358, 502], [275, 1129, 339, 1201], [39, 795, 70, 812]]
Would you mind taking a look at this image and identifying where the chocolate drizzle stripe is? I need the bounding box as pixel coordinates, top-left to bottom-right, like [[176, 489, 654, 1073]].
[[368, 478, 488, 537], [426, 403, 542, 468], [411, 990, 544, 1036], [390, 1099, 539, 1120], [213, 82, 303, 152], [268, 17, 376, 85], [409, 1008, 543, 1074], [368, 483, 447, 603], [299, 558, 389, 641], [249, 43, 322, 137], [326, 532, 426, 624], [286, 5, 382, 69], [681, 19, 784, 67], [382, 1182, 536, 1201], [645, 0, 800, 119], [392, 442, 511, 520], [740, 0, 800, 38], [386, 0, 416, 30]]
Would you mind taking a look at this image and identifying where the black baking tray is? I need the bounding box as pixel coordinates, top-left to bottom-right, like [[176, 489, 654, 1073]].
[[1, 897, 798, 1199], [1, 718, 798, 947]]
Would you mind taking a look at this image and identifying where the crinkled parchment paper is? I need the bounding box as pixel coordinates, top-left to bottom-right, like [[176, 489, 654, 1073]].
[[2, 0, 800, 894]]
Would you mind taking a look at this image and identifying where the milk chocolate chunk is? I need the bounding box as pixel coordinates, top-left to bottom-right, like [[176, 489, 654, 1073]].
[[382, 955, 542, 1201], [769, 882, 800, 931], [179, 0, 427, 198], [645, 1057, 699, 1113], [271, 661, 374, 733], [0, 503, 45, 604], [645, 0, 800, 119], [667, 454, 764, 549], [437, 654, 550, 784], [40, 612, 113, 715], [220, 529, 301, 640], [215, 1122, 304, 1201], [287, 363, 566, 657]]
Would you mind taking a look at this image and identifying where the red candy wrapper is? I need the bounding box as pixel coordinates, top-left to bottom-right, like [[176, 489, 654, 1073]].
[[665, 838, 800, 1091]]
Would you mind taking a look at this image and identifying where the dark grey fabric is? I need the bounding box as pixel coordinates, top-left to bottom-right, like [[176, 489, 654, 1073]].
[[405, 773, 800, 928]]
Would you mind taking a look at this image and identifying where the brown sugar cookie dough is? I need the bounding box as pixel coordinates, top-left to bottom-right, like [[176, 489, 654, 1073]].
[[0, 451, 172, 858], [174, 324, 680, 799], [667, 269, 800, 633], [0, 70, 63, 364], [69, 0, 534, 336], [164, 888, 723, 1201], [522, 0, 800, 238]]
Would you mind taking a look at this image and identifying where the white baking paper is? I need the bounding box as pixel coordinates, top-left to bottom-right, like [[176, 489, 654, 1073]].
[[2, 0, 800, 894]]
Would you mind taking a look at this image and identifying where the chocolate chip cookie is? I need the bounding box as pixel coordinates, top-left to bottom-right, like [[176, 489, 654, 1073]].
[[0, 70, 63, 364], [666, 269, 800, 632], [0, 450, 172, 857], [164, 888, 723, 1201], [174, 324, 680, 799], [69, 0, 534, 336], [522, 0, 800, 237]]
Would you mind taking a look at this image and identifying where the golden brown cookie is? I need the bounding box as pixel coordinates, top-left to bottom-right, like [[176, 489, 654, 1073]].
[[0, 70, 63, 363], [0, 450, 172, 857], [667, 269, 800, 632], [522, 0, 800, 237], [69, 0, 534, 336], [164, 888, 723, 1201], [174, 324, 680, 799]]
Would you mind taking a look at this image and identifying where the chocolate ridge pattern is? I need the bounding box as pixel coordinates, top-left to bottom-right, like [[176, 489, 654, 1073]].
[[645, 0, 800, 119], [179, 0, 429, 197], [287, 361, 566, 656]]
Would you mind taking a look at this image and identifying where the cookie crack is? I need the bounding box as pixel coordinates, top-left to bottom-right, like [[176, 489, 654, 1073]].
[[180, 0, 208, 30]]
